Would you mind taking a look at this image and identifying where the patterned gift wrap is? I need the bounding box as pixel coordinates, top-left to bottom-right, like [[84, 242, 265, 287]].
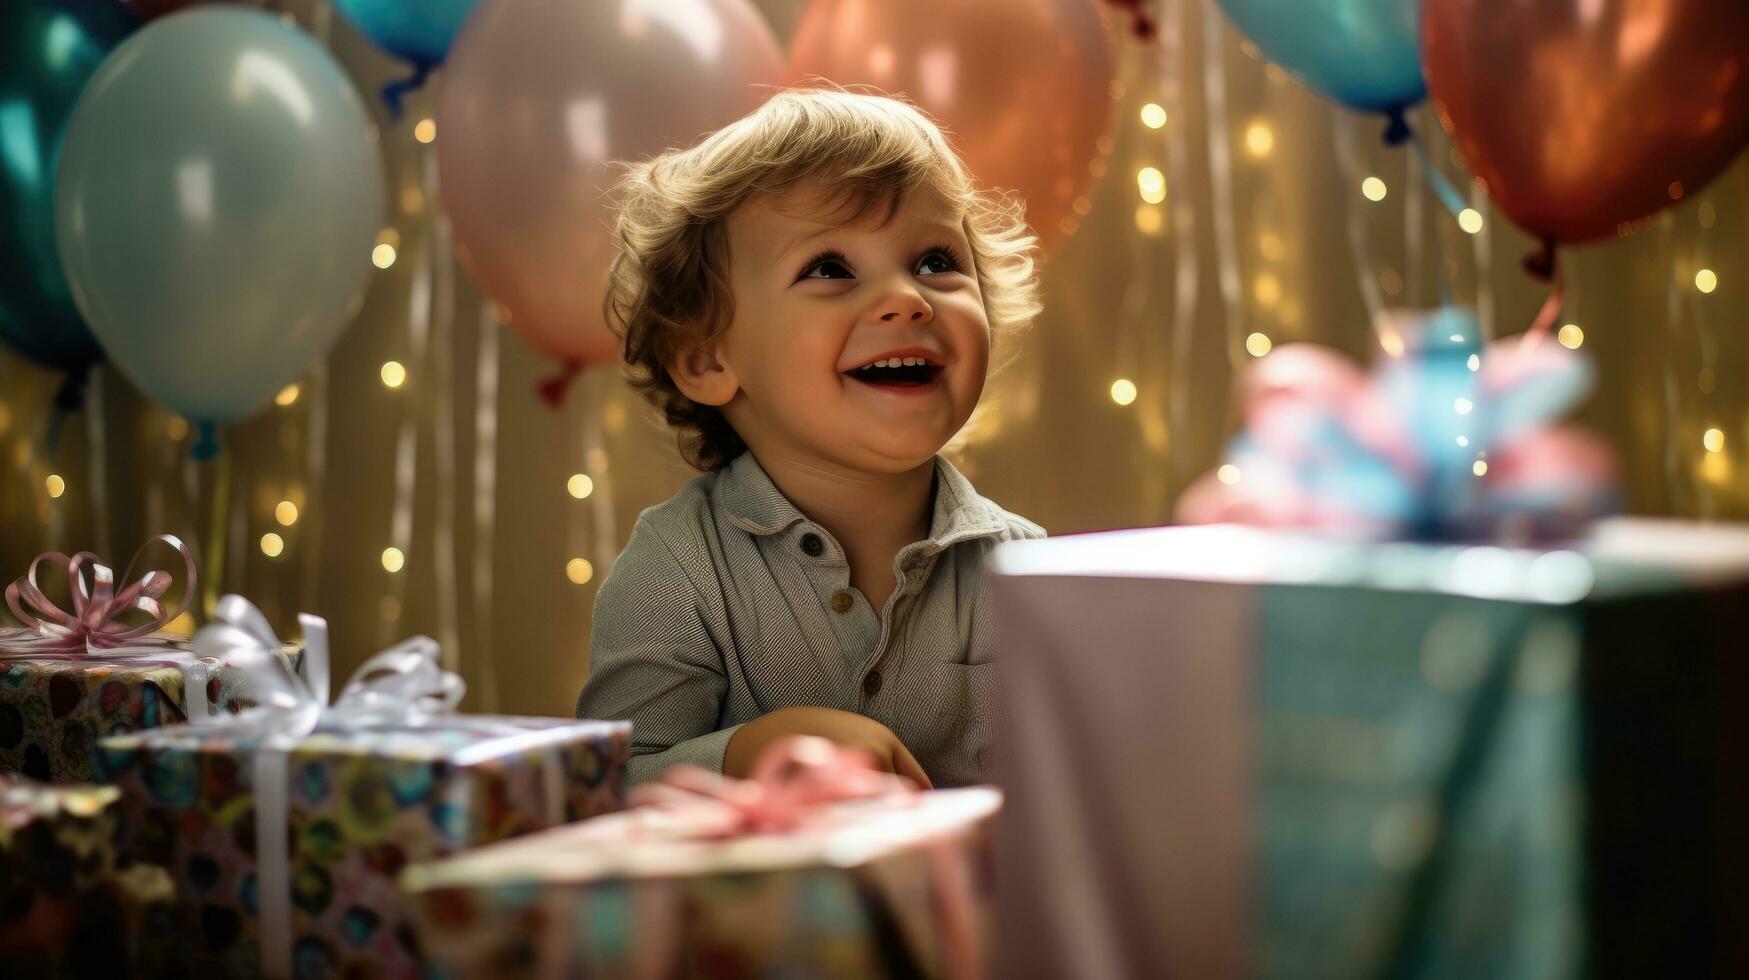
[[402, 787, 1001, 980], [0, 644, 304, 783], [94, 717, 631, 977], [0, 774, 184, 977]]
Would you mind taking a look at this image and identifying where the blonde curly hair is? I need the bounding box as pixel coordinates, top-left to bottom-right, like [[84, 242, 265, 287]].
[[605, 87, 1042, 471]]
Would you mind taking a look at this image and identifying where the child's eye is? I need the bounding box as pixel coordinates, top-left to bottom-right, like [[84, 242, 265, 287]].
[[799, 252, 854, 281], [915, 246, 963, 276]]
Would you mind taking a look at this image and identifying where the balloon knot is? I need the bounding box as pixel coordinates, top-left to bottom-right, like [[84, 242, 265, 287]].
[[189, 421, 222, 461], [536, 361, 584, 408], [1521, 237, 1559, 282], [380, 60, 437, 122], [1099, 0, 1158, 40], [52, 364, 90, 413], [1381, 109, 1412, 147]]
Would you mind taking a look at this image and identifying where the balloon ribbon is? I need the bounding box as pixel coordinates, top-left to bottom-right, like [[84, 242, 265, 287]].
[[381, 59, 437, 122], [536, 359, 583, 407]]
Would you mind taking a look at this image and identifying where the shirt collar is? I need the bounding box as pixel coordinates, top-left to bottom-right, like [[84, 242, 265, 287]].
[[716, 452, 1008, 550]]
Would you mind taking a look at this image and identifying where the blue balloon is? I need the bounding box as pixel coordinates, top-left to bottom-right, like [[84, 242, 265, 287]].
[[54, 10, 385, 429], [1213, 0, 1424, 114], [0, 0, 137, 380], [331, 0, 484, 68]]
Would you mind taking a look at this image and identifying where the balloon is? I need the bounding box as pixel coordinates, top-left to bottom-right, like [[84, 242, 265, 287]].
[[1211, 0, 1423, 114], [438, 0, 783, 370], [0, 0, 135, 380], [331, 0, 483, 68], [1423, 0, 1749, 244], [788, 0, 1114, 253], [55, 8, 385, 425]]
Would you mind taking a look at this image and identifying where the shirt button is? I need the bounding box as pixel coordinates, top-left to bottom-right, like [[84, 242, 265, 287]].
[[862, 670, 882, 698], [830, 590, 854, 613], [799, 533, 824, 557]]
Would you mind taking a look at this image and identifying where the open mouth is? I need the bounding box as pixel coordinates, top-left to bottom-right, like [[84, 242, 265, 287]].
[[845, 356, 944, 389]]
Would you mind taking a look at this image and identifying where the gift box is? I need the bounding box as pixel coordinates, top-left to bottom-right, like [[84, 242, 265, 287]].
[[93, 596, 633, 977], [1, 537, 302, 782], [0, 774, 185, 977], [988, 518, 1749, 980], [401, 740, 1000, 979], [0, 649, 305, 784]]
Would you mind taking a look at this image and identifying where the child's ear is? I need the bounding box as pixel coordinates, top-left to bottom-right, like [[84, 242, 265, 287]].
[[667, 339, 739, 407]]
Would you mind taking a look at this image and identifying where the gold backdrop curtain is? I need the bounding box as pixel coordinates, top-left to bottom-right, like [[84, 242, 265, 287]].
[[2, 0, 1745, 716]]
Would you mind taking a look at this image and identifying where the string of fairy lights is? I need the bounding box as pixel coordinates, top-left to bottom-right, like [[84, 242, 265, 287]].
[[1094, 34, 1730, 479], [7, 0, 1739, 634], [16, 101, 612, 632]]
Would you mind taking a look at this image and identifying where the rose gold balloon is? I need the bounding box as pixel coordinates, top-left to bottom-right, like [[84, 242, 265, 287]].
[[1423, 0, 1749, 244], [788, 0, 1115, 253], [438, 0, 783, 367]]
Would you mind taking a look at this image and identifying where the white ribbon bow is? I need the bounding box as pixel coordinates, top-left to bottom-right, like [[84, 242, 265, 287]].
[[193, 593, 464, 738], [190, 594, 469, 979]]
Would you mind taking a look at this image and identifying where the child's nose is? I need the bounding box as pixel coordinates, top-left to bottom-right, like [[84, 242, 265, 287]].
[[875, 291, 933, 324]]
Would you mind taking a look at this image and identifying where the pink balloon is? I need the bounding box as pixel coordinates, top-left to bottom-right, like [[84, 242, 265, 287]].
[[438, 0, 783, 370], [787, 0, 1114, 254]]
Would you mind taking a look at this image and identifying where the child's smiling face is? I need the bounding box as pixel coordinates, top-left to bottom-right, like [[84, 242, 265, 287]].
[[693, 183, 991, 474]]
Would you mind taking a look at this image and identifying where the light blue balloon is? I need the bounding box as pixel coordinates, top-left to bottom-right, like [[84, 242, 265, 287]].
[[54, 8, 384, 426], [1213, 0, 1424, 114], [332, 0, 484, 67]]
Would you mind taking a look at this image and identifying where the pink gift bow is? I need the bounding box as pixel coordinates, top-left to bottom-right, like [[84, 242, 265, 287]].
[[1177, 315, 1616, 539], [630, 735, 918, 836], [2, 534, 195, 654], [0, 535, 224, 720], [633, 736, 984, 980]]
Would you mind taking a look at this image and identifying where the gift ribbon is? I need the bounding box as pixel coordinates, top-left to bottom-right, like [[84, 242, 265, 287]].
[[1178, 307, 1617, 541], [0, 536, 217, 720], [629, 736, 916, 837], [194, 595, 568, 979], [632, 737, 983, 980]]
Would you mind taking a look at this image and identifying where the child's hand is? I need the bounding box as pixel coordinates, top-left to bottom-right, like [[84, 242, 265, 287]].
[[725, 707, 933, 789]]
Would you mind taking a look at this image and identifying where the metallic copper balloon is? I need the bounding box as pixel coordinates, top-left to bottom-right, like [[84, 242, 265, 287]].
[[788, 0, 1115, 253], [1423, 0, 1749, 244]]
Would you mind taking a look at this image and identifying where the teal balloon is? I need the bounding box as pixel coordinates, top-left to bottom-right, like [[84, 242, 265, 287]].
[[1213, 0, 1424, 113], [54, 9, 385, 425], [0, 0, 136, 375], [332, 0, 484, 67]]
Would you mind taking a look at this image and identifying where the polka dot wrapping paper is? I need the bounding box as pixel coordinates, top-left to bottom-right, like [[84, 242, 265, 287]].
[[0, 644, 303, 783], [94, 716, 630, 977]]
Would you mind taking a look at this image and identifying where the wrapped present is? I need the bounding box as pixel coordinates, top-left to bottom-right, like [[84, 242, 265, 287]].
[[0, 774, 185, 977], [94, 594, 630, 977], [988, 518, 1749, 980], [402, 737, 1000, 980], [0, 536, 302, 782]]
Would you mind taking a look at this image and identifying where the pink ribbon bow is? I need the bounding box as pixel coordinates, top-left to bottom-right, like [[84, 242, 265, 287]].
[[632, 737, 984, 979], [2, 535, 196, 655], [630, 736, 917, 838]]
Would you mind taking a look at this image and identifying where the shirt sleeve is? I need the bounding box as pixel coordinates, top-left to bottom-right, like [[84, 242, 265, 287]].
[[576, 518, 744, 782]]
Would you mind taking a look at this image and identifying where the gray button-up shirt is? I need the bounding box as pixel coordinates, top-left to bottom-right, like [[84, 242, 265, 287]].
[[576, 452, 1044, 787]]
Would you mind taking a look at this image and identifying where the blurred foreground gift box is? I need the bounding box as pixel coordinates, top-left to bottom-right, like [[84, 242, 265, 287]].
[[401, 760, 999, 980], [0, 774, 182, 978], [989, 518, 1749, 980]]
